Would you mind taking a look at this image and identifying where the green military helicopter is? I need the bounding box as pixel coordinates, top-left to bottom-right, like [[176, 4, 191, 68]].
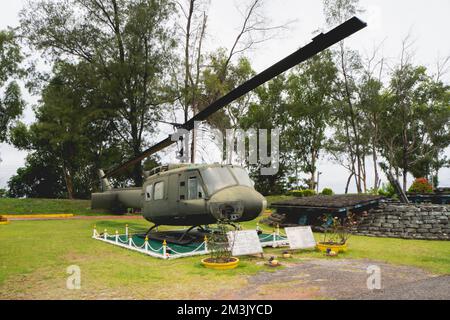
[[91, 17, 366, 243]]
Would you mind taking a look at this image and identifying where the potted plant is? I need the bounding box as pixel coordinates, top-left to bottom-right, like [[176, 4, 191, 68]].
[[316, 212, 358, 253], [201, 220, 239, 270]]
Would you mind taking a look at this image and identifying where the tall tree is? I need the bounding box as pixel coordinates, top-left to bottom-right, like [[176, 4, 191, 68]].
[[20, 0, 176, 186], [379, 61, 450, 191], [174, 0, 290, 163], [324, 0, 367, 193], [286, 50, 337, 190], [10, 62, 128, 199], [0, 30, 25, 155], [239, 75, 289, 195]]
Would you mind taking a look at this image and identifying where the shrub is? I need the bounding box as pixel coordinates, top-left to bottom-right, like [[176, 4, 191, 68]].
[[377, 183, 396, 198], [408, 178, 433, 194], [321, 188, 334, 196], [289, 189, 317, 197], [290, 190, 303, 197], [302, 189, 316, 197]]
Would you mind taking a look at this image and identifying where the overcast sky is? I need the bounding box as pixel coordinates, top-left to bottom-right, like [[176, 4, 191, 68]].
[[0, 0, 449, 192]]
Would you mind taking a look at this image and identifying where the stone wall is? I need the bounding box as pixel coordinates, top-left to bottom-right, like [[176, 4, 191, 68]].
[[354, 203, 450, 240]]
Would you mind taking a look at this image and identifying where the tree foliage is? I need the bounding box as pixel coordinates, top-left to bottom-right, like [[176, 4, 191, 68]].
[[20, 0, 176, 186], [0, 30, 25, 146]]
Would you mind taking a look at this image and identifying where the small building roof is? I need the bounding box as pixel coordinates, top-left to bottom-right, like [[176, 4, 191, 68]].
[[272, 194, 384, 210]]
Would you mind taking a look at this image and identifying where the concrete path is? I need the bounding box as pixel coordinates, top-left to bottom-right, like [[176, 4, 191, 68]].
[[217, 258, 449, 300]]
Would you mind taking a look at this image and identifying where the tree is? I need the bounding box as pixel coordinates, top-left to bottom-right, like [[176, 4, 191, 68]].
[[174, 0, 290, 163], [286, 50, 337, 190], [239, 76, 289, 195], [357, 45, 385, 190], [379, 61, 450, 191], [20, 0, 177, 186], [0, 30, 25, 154], [10, 62, 127, 199], [7, 151, 65, 198], [323, 0, 367, 193]]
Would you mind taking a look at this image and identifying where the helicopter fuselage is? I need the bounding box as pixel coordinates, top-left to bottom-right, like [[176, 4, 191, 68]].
[[91, 164, 267, 226]]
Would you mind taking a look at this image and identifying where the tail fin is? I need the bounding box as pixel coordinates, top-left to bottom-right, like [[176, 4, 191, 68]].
[[98, 169, 112, 191]]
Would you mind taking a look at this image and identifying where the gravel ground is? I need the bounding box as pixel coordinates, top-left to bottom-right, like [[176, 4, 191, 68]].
[[218, 258, 449, 300]]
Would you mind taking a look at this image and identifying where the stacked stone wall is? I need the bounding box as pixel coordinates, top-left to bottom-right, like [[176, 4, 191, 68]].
[[354, 203, 449, 240]]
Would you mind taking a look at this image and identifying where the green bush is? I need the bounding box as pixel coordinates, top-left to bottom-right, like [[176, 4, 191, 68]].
[[290, 189, 317, 197], [0, 189, 7, 198], [377, 183, 396, 198], [321, 188, 334, 196], [302, 189, 316, 197], [289, 190, 303, 197], [408, 178, 433, 194]]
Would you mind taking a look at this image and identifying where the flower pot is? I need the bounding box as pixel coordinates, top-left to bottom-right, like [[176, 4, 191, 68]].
[[316, 242, 347, 253], [0, 216, 9, 225], [201, 257, 239, 270]]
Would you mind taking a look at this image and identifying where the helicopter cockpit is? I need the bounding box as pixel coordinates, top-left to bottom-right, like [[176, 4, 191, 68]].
[[199, 166, 255, 196]]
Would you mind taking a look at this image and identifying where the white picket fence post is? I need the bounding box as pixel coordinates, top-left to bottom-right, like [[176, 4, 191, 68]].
[[115, 230, 119, 243], [163, 240, 167, 259], [125, 224, 129, 238], [144, 236, 149, 251], [104, 229, 107, 240], [204, 235, 208, 252]]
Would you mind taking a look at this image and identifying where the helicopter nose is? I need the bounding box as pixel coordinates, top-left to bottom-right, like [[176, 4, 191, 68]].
[[208, 186, 266, 222]]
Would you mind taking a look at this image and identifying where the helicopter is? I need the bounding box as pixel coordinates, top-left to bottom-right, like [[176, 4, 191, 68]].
[[91, 17, 366, 242], [92, 163, 267, 241]]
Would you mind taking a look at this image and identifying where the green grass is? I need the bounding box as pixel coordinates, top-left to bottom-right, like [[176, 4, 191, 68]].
[[0, 219, 266, 299], [1, 216, 450, 299], [0, 198, 110, 215]]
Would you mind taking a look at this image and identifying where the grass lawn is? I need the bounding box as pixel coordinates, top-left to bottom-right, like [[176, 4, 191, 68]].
[[1, 217, 449, 299], [0, 198, 110, 215]]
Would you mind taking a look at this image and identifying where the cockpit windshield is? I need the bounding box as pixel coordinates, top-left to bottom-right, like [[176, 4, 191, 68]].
[[200, 166, 254, 194], [201, 167, 236, 194], [230, 167, 254, 188]]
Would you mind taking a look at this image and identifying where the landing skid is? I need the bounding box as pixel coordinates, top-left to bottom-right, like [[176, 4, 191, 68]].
[[139, 223, 239, 245]]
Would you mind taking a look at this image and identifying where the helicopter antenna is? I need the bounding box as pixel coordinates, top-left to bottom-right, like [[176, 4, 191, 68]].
[[102, 16, 367, 179]]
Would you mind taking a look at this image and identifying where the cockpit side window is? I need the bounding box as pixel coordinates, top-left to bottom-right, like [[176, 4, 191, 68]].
[[187, 177, 197, 200], [187, 176, 205, 200], [154, 181, 164, 200]]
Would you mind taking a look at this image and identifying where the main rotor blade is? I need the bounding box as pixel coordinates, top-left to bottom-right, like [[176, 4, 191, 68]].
[[104, 16, 367, 179]]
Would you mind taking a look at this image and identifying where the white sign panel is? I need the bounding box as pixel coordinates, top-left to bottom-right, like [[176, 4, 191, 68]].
[[285, 226, 316, 249], [227, 230, 263, 256]]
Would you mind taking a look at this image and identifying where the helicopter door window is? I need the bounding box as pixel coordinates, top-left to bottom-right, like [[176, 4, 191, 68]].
[[188, 177, 198, 200], [198, 184, 204, 199], [145, 185, 153, 201], [154, 181, 164, 200]]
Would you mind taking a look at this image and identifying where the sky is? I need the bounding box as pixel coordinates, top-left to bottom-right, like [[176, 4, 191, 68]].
[[0, 0, 449, 192]]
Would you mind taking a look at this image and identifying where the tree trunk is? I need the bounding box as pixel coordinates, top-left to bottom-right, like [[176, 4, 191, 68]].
[[310, 149, 316, 190], [345, 172, 354, 194], [62, 166, 74, 199], [403, 168, 408, 193]]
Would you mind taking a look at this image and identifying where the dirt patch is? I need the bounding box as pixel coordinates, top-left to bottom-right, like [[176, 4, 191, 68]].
[[215, 258, 446, 300]]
